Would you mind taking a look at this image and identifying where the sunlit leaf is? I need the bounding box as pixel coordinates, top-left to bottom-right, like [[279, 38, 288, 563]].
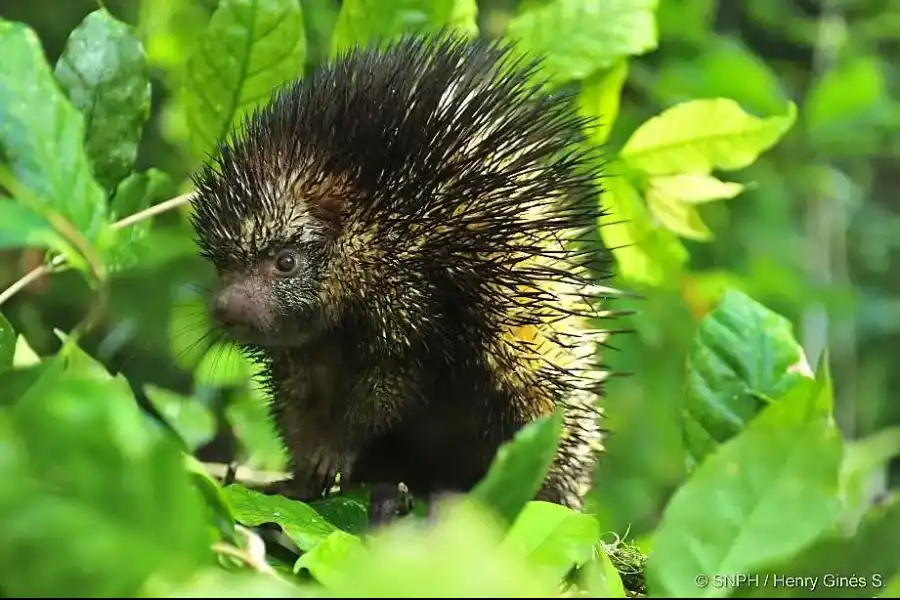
[[505, 0, 658, 84], [330, 0, 478, 55], [621, 98, 797, 175]]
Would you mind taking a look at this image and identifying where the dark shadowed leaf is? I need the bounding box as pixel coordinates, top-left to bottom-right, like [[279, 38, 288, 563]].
[[469, 409, 563, 526], [0, 19, 107, 240], [683, 288, 813, 463], [54, 9, 152, 191], [0, 313, 14, 370], [647, 376, 844, 598], [500, 501, 600, 583], [183, 0, 306, 163], [505, 0, 658, 84], [330, 0, 478, 55], [310, 489, 370, 535], [223, 484, 337, 552], [0, 360, 212, 597]]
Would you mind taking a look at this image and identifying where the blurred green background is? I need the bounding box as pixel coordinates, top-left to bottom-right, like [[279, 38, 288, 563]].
[[1, 0, 896, 542]]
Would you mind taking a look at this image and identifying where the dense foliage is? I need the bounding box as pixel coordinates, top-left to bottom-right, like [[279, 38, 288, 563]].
[[0, 0, 897, 597]]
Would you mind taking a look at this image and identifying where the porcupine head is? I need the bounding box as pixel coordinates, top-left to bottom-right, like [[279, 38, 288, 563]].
[[189, 32, 616, 511]]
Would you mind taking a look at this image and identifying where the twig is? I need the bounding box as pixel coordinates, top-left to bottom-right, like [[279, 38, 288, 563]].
[[0, 192, 194, 308], [111, 192, 193, 231]]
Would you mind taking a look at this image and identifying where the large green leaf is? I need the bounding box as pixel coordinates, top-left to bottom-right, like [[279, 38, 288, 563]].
[[683, 288, 813, 463], [330, 0, 478, 55], [621, 98, 797, 175], [469, 410, 563, 526], [183, 0, 306, 163], [0, 359, 212, 597], [647, 376, 844, 598], [322, 498, 559, 596], [55, 9, 152, 192], [0, 19, 107, 240], [500, 501, 600, 583], [734, 497, 900, 598], [293, 529, 365, 587], [505, 0, 658, 84]]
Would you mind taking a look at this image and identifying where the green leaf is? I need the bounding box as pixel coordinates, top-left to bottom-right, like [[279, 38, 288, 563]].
[[184, 0, 306, 163], [601, 174, 688, 287], [0, 313, 15, 371], [106, 168, 177, 269], [805, 55, 889, 155], [500, 501, 600, 583], [683, 288, 814, 463], [647, 174, 745, 204], [138, 0, 214, 75], [579, 60, 629, 145], [647, 376, 844, 599], [155, 569, 313, 597], [838, 426, 900, 533], [0, 19, 107, 239], [54, 9, 152, 191], [294, 529, 366, 586], [309, 489, 370, 535], [469, 409, 563, 526], [734, 497, 900, 598], [222, 484, 337, 552], [330, 0, 478, 55], [583, 545, 628, 598], [325, 498, 558, 596], [12, 334, 41, 368], [0, 362, 212, 597], [143, 385, 216, 452], [646, 188, 713, 241], [621, 99, 797, 175], [655, 37, 788, 119], [644, 174, 744, 241], [657, 0, 716, 44], [505, 0, 658, 84], [0, 198, 64, 251], [227, 381, 289, 471], [196, 341, 255, 387]]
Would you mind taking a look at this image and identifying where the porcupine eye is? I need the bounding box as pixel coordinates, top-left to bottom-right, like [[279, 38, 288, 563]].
[[273, 249, 299, 276]]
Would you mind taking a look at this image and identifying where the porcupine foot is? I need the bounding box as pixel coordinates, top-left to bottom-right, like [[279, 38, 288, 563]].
[[260, 447, 356, 502]]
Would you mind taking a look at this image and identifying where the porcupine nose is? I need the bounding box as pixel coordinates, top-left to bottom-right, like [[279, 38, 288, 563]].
[[212, 285, 253, 328]]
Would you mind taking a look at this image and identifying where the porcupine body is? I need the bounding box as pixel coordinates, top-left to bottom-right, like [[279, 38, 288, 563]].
[[189, 32, 616, 516]]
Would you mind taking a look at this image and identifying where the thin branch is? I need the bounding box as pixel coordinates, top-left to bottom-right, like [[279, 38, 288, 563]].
[[111, 192, 193, 231], [0, 192, 194, 308]]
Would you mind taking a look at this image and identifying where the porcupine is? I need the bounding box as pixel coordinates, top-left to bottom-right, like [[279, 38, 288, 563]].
[[189, 32, 617, 522]]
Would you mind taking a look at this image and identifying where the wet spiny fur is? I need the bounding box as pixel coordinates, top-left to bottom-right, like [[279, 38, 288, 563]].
[[190, 32, 616, 513]]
